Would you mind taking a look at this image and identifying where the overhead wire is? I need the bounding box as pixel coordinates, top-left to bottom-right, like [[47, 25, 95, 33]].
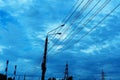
[[59, 3, 120, 53], [64, 0, 84, 24], [48, 0, 93, 53], [55, 0, 111, 51], [83, 0, 111, 25], [47, 0, 82, 49], [47, 0, 83, 43], [47, 0, 86, 52], [48, 0, 84, 35], [51, 0, 102, 52], [58, 0, 101, 45], [47, 0, 82, 34]]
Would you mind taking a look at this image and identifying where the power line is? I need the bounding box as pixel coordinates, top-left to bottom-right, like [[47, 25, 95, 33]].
[[83, 0, 111, 25], [48, 0, 83, 35], [62, 0, 81, 23], [47, 0, 84, 50], [47, 0, 81, 34], [56, 0, 111, 51], [52, 0, 107, 52], [58, 0, 102, 47], [68, 0, 93, 26], [60, 3, 120, 53], [63, 0, 84, 24], [48, 0, 93, 53]]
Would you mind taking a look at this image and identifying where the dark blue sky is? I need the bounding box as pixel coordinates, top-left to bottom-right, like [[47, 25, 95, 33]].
[[0, 0, 120, 80]]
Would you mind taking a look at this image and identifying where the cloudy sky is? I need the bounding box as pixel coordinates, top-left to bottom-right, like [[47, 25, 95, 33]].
[[0, 0, 120, 80]]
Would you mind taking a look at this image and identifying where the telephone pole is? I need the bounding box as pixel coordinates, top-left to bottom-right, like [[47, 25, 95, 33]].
[[41, 33, 61, 80], [41, 35, 48, 80]]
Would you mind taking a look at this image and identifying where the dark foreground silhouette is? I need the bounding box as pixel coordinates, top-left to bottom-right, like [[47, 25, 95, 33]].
[[0, 73, 13, 80]]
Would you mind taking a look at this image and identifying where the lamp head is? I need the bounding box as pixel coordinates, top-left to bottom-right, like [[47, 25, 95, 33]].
[[56, 33, 62, 35]]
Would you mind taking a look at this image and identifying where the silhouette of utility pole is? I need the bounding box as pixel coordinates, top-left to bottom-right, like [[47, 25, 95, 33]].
[[5, 60, 9, 80], [101, 69, 105, 80], [64, 63, 69, 80], [41, 33, 61, 80], [41, 35, 48, 80], [13, 65, 17, 80]]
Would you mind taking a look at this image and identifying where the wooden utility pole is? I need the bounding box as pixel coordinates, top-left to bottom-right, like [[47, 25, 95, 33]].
[[41, 36, 48, 80]]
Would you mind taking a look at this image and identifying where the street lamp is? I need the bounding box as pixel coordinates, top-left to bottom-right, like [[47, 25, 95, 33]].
[[41, 32, 61, 80]]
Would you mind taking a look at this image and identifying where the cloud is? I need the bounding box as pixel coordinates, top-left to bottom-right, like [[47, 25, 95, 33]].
[[0, 45, 6, 54], [0, 45, 11, 55], [0, 0, 33, 16], [80, 30, 120, 54], [0, 0, 120, 79], [0, 61, 5, 72]]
